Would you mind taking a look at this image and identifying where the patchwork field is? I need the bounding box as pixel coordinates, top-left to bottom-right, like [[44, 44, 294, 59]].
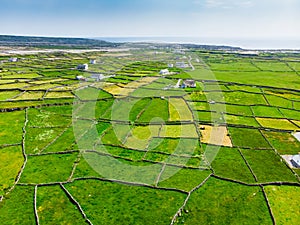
[[0, 46, 299, 225]]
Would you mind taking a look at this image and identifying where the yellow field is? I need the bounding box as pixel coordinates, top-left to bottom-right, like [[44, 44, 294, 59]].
[[169, 98, 193, 121], [256, 118, 298, 130], [160, 124, 198, 138], [199, 125, 232, 147], [103, 77, 158, 97]]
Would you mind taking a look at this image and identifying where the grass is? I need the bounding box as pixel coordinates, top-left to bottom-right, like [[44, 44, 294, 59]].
[[224, 91, 267, 105], [279, 108, 300, 121], [25, 127, 66, 154], [160, 124, 198, 138], [211, 147, 255, 183], [27, 107, 71, 127], [0, 186, 36, 225], [225, 104, 253, 116], [169, 98, 193, 121], [14, 91, 44, 100], [124, 125, 160, 150], [44, 91, 74, 99], [251, 106, 283, 118], [158, 166, 211, 192], [0, 111, 25, 145], [228, 127, 271, 149], [176, 178, 272, 225], [241, 149, 298, 183], [43, 127, 78, 153], [262, 130, 300, 155], [73, 155, 103, 178], [256, 118, 298, 130], [225, 114, 260, 127], [0, 91, 20, 101], [148, 138, 202, 156], [65, 179, 187, 225], [36, 185, 86, 225], [0, 145, 24, 195], [265, 185, 300, 225], [137, 98, 169, 123], [20, 153, 78, 184], [200, 125, 232, 147]]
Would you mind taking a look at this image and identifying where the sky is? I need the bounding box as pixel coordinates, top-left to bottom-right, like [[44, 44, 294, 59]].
[[0, 0, 299, 48]]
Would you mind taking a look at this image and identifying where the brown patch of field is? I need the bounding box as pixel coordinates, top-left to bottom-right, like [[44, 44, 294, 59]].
[[199, 125, 232, 147]]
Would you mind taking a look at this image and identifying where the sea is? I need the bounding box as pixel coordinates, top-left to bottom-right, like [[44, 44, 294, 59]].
[[95, 37, 300, 50]]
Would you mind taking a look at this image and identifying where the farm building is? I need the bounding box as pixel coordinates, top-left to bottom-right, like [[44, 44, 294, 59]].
[[291, 155, 300, 168], [184, 79, 196, 88], [9, 57, 18, 62], [77, 64, 89, 70], [168, 63, 174, 68], [159, 69, 170, 75]]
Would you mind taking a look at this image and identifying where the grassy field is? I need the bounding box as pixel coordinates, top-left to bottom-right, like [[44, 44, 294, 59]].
[[0, 47, 299, 224], [176, 178, 272, 224], [65, 179, 187, 225]]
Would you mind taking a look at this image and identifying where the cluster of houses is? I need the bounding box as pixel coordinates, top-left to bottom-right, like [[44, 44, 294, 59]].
[[175, 79, 196, 89]]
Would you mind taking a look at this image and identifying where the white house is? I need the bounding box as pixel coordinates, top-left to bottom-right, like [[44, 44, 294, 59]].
[[9, 58, 18, 62], [159, 69, 170, 75], [77, 64, 89, 70], [90, 59, 97, 64], [90, 74, 104, 82], [168, 64, 174, 68], [176, 62, 188, 68], [76, 75, 87, 81], [291, 155, 300, 168]]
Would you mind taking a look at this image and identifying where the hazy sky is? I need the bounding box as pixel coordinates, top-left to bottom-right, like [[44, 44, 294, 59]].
[[0, 0, 299, 39]]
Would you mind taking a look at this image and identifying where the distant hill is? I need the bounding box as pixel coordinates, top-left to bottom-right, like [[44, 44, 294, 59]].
[[0, 35, 120, 49]]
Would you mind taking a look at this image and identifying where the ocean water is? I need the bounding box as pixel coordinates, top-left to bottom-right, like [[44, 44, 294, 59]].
[[96, 37, 300, 50]]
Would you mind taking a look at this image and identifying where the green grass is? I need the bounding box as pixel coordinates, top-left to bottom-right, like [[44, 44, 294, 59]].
[[160, 125, 199, 138], [27, 107, 71, 127], [262, 130, 300, 155], [158, 167, 211, 192], [36, 185, 86, 225], [0, 186, 36, 225], [279, 108, 300, 121], [0, 145, 24, 195], [211, 147, 255, 183], [225, 114, 260, 127], [225, 104, 253, 116], [0, 91, 20, 101], [251, 106, 283, 118], [73, 155, 103, 178], [65, 179, 187, 225], [265, 185, 300, 225], [0, 111, 25, 145], [176, 178, 272, 225], [241, 149, 298, 183], [228, 127, 271, 149], [20, 153, 78, 184], [25, 127, 66, 154], [224, 91, 267, 105], [169, 98, 193, 121], [138, 98, 169, 123]]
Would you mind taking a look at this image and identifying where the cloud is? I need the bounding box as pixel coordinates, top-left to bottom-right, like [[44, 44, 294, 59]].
[[204, 0, 254, 9]]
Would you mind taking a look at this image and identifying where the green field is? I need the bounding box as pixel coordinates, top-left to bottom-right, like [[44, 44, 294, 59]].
[[0, 46, 300, 225]]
